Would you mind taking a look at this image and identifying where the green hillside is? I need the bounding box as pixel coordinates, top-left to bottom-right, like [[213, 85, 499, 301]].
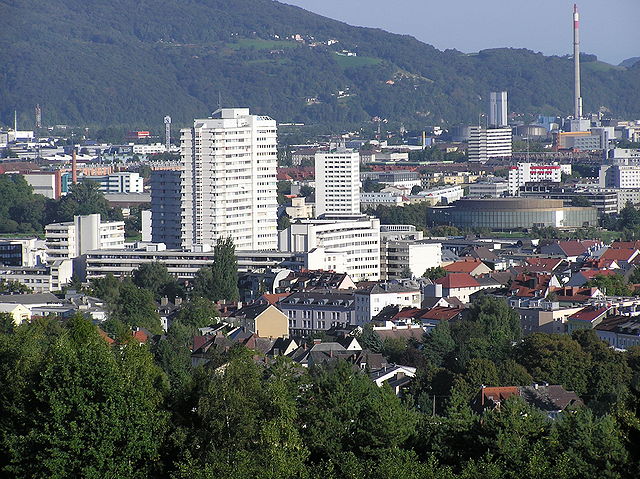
[[1, 0, 639, 129]]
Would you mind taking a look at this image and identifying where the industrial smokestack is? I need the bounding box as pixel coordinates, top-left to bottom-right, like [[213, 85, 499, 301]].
[[71, 148, 78, 184], [573, 4, 582, 119]]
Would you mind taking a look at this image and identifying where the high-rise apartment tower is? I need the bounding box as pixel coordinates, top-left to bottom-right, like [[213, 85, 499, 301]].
[[489, 91, 508, 128], [315, 147, 361, 216], [180, 108, 278, 250]]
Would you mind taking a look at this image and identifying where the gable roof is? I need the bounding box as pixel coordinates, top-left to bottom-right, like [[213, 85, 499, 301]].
[[524, 257, 564, 272], [435, 273, 480, 289], [569, 306, 609, 322], [444, 259, 488, 274], [420, 306, 464, 322], [600, 247, 639, 262]]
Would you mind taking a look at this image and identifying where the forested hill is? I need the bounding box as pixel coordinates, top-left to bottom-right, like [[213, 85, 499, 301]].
[[2, 0, 639, 128]]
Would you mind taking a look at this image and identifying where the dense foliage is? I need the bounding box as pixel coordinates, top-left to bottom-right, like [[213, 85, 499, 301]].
[[2, 0, 639, 128]]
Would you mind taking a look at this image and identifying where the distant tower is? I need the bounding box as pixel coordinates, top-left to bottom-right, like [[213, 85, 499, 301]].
[[14, 110, 17, 132], [35, 104, 42, 129], [164, 115, 171, 151], [573, 4, 583, 119], [488, 91, 508, 128]]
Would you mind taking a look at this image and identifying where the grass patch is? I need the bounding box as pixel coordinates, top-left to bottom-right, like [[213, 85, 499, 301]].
[[583, 61, 625, 72], [332, 53, 382, 68]]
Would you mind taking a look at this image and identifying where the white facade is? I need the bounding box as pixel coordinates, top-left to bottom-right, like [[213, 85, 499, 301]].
[[85, 172, 144, 193], [315, 148, 360, 216], [355, 284, 422, 325], [180, 108, 278, 251], [278, 216, 381, 281], [23, 173, 58, 199], [381, 241, 442, 280], [0, 259, 73, 293], [469, 181, 509, 198], [599, 165, 640, 189], [508, 163, 564, 196], [0, 238, 46, 267], [468, 127, 512, 162], [489, 91, 508, 128], [45, 214, 125, 260], [360, 191, 405, 208], [132, 143, 167, 155]]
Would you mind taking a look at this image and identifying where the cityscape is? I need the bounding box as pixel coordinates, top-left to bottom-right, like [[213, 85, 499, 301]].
[[1, 1, 640, 477]]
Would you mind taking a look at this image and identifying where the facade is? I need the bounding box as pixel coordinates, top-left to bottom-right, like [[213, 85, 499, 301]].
[[361, 171, 421, 189], [508, 163, 568, 196], [22, 171, 62, 199], [412, 185, 464, 205], [519, 183, 618, 216], [0, 259, 73, 293], [468, 127, 512, 162], [380, 240, 442, 280], [355, 283, 422, 325], [180, 108, 278, 251], [489, 91, 508, 128], [315, 148, 360, 216], [0, 238, 46, 267], [430, 198, 598, 230], [278, 216, 381, 281], [468, 180, 508, 198], [599, 165, 640, 189], [285, 196, 314, 219], [132, 143, 167, 155], [360, 191, 405, 209], [276, 291, 355, 336], [45, 214, 125, 260], [150, 169, 182, 249], [84, 172, 144, 193], [84, 244, 305, 280], [557, 131, 602, 150], [232, 303, 289, 339]]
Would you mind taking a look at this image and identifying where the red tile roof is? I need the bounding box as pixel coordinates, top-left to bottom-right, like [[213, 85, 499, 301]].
[[569, 306, 609, 322], [435, 273, 480, 289], [261, 293, 292, 305], [578, 269, 617, 280], [98, 328, 115, 345], [557, 241, 588, 257], [524, 257, 563, 272], [420, 306, 463, 321], [444, 259, 486, 274], [480, 386, 520, 407], [600, 248, 639, 262]]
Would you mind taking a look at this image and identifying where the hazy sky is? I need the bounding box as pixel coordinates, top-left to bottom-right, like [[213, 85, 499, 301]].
[[284, 0, 638, 65]]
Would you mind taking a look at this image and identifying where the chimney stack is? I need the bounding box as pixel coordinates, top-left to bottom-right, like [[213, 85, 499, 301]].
[[573, 4, 583, 119], [71, 148, 78, 184]]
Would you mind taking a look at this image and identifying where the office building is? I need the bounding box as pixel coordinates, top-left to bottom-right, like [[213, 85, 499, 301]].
[[45, 214, 125, 260], [180, 108, 278, 250], [84, 172, 144, 194], [468, 180, 508, 198], [355, 283, 422, 325], [0, 260, 73, 293], [508, 163, 569, 196], [468, 126, 512, 162], [380, 240, 442, 280], [489, 91, 508, 128], [0, 238, 46, 267], [315, 147, 360, 216], [278, 216, 381, 281], [151, 169, 182, 249]]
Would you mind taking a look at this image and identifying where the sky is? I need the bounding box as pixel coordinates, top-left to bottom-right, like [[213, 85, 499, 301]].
[[283, 0, 639, 65]]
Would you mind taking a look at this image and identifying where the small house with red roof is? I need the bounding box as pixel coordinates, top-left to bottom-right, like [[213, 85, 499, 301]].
[[598, 247, 640, 270], [443, 258, 492, 277], [540, 240, 601, 262], [435, 273, 482, 303]]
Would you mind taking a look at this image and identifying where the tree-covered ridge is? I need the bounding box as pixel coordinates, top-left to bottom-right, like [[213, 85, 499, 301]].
[[1, 0, 639, 128]]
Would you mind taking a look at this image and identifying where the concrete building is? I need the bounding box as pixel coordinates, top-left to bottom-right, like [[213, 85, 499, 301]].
[[508, 163, 569, 196], [360, 191, 406, 209], [361, 171, 421, 189], [355, 283, 422, 325], [150, 169, 182, 249], [231, 303, 289, 339], [83, 244, 306, 281], [468, 126, 512, 162], [380, 240, 442, 280], [557, 131, 602, 150], [600, 165, 640, 189], [132, 143, 167, 155], [0, 260, 73, 293], [519, 184, 618, 216], [22, 171, 62, 199], [84, 172, 144, 193], [315, 147, 360, 216], [278, 216, 381, 281], [45, 214, 125, 260], [489, 91, 508, 128], [468, 180, 508, 198], [180, 108, 278, 251], [0, 238, 46, 267], [411, 185, 464, 205], [430, 198, 598, 230], [285, 196, 314, 219]]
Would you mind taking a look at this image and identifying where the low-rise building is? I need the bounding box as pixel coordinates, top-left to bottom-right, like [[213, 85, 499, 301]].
[[276, 290, 355, 336], [380, 240, 442, 280], [354, 283, 422, 325], [229, 303, 289, 339], [0, 259, 73, 293]]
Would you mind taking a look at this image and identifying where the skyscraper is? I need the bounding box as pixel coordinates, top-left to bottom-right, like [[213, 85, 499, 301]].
[[489, 91, 508, 128], [315, 146, 361, 216], [180, 108, 278, 251], [468, 126, 512, 162]]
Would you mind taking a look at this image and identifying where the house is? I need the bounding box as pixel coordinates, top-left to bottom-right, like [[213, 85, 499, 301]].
[[443, 258, 492, 277], [565, 269, 618, 287], [369, 364, 417, 396], [435, 273, 483, 303], [566, 306, 610, 334], [510, 297, 582, 335], [522, 257, 567, 275], [228, 303, 289, 339], [0, 303, 31, 325], [598, 247, 640, 271], [539, 240, 601, 262], [509, 273, 561, 299], [551, 286, 605, 306], [275, 270, 357, 293], [474, 383, 583, 419], [276, 290, 355, 336], [595, 316, 640, 350], [354, 282, 422, 325]]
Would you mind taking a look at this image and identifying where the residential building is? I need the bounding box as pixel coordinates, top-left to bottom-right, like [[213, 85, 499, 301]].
[[380, 240, 441, 280], [410, 185, 464, 205], [45, 214, 125, 260], [0, 260, 73, 293], [566, 306, 610, 334], [229, 303, 289, 339], [354, 283, 422, 325], [150, 169, 182, 249], [315, 147, 360, 216], [180, 108, 278, 251], [276, 290, 355, 336], [0, 303, 31, 325], [596, 316, 640, 350], [434, 273, 484, 303], [361, 171, 421, 189], [278, 216, 381, 281], [0, 238, 46, 267], [360, 191, 406, 209], [285, 196, 314, 219], [132, 143, 167, 155], [444, 258, 492, 277], [468, 126, 512, 162], [488, 91, 508, 128]]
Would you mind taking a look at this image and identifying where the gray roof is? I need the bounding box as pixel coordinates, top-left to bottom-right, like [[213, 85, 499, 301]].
[[0, 292, 61, 304]]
